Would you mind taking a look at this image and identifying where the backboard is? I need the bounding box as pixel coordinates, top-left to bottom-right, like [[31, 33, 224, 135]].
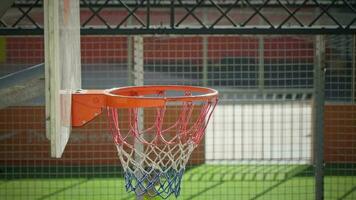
[[44, 0, 81, 158]]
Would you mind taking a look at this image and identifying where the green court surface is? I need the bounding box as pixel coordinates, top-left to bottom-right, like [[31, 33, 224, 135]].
[[1, 165, 355, 200]]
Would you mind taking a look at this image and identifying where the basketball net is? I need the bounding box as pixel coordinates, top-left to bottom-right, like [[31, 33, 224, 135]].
[[107, 95, 217, 199]]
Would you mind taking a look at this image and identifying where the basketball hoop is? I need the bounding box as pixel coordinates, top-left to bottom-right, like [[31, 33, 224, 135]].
[[72, 85, 218, 199]]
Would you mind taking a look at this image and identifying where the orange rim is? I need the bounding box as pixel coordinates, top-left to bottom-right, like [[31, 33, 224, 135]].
[[105, 85, 218, 108], [72, 85, 218, 126]]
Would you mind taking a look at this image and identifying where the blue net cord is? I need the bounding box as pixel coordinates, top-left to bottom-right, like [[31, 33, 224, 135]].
[[124, 167, 185, 199]]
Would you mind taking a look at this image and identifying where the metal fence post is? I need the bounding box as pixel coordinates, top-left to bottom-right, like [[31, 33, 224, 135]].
[[258, 35, 264, 91], [314, 35, 326, 200], [133, 36, 144, 200], [202, 36, 208, 87], [127, 36, 133, 85], [353, 35, 356, 102]]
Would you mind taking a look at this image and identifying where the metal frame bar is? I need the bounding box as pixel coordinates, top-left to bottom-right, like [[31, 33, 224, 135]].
[[81, 0, 112, 28], [0, 0, 355, 35], [0, 20, 7, 27], [208, 0, 238, 28], [176, 0, 206, 28], [309, 0, 341, 27], [10, 0, 356, 8], [242, 0, 274, 27], [11, 0, 40, 28], [276, 0, 306, 28], [116, 0, 145, 28]]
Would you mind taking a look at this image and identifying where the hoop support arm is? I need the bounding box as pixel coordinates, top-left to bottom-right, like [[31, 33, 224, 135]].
[[72, 90, 106, 127], [71, 89, 167, 126]]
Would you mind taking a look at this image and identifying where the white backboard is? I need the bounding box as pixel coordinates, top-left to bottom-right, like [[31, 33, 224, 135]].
[[44, 0, 81, 158]]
